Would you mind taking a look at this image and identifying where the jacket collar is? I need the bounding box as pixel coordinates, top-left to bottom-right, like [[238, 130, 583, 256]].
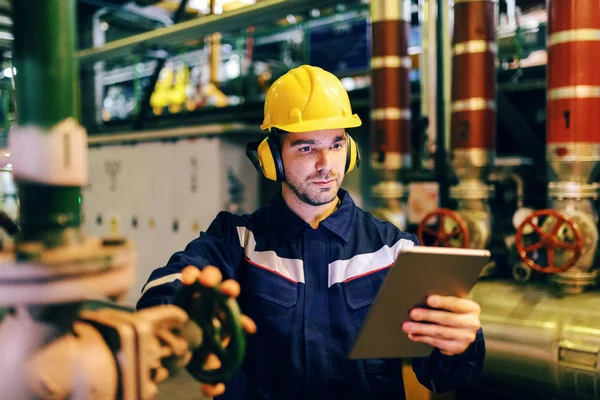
[[268, 188, 355, 242]]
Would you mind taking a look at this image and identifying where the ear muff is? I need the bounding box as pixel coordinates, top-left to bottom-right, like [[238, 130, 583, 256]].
[[345, 134, 360, 174], [256, 135, 285, 182]]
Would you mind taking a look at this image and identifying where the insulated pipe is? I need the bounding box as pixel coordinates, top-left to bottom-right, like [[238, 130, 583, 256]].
[[546, 0, 600, 184], [450, 0, 496, 181], [12, 0, 83, 249], [370, 0, 412, 172], [533, 0, 600, 291], [418, 0, 497, 250], [13, 1, 79, 127]]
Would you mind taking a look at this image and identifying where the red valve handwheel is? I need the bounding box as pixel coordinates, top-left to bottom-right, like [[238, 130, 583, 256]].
[[515, 209, 584, 274], [417, 208, 470, 248]]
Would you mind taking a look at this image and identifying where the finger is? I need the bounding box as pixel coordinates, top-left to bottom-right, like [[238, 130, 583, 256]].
[[410, 308, 480, 330], [156, 329, 189, 357], [402, 321, 476, 343], [198, 266, 223, 288], [154, 366, 169, 384], [204, 353, 222, 370], [201, 383, 225, 397], [136, 305, 188, 326], [407, 334, 469, 356], [427, 295, 481, 315], [221, 335, 231, 347], [220, 279, 241, 298], [181, 265, 202, 285], [241, 315, 257, 334]]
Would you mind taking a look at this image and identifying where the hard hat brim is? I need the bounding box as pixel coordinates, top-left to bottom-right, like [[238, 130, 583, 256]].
[[260, 114, 362, 133]]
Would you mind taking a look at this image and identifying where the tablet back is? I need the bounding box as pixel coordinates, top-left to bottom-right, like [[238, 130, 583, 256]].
[[348, 246, 490, 359]]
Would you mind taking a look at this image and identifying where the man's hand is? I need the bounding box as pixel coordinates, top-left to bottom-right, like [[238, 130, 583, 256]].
[[401, 295, 481, 356], [181, 265, 257, 397]]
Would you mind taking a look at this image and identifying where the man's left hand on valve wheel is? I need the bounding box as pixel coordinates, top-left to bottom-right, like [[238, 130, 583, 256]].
[[401, 295, 481, 356]]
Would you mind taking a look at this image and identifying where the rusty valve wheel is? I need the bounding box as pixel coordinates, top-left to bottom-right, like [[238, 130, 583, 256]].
[[515, 209, 584, 274], [417, 208, 470, 248]]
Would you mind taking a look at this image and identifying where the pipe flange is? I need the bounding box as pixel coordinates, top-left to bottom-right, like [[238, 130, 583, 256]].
[[450, 181, 495, 200], [550, 269, 599, 294], [0, 237, 136, 305], [371, 181, 408, 200], [548, 182, 600, 200]]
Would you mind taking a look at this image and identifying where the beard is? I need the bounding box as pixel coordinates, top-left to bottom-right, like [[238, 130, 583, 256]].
[[284, 170, 341, 206]]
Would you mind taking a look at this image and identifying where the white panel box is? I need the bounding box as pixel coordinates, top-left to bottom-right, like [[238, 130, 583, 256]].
[[83, 135, 259, 307]]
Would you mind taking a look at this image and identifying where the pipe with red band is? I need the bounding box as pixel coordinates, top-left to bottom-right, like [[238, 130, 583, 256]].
[[370, 0, 412, 170], [450, 0, 496, 151], [547, 0, 600, 144]]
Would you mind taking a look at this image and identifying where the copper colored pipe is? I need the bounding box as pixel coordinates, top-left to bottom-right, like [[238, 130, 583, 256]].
[[547, 0, 600, 144], [370, 0, 412, 169], [450, 0, 496, 151]]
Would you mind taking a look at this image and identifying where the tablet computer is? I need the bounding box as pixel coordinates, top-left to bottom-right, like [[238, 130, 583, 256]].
[[348, 246, 490, 359]]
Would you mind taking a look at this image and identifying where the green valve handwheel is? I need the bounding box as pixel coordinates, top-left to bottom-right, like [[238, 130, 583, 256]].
[[173, 281, 246, 385]]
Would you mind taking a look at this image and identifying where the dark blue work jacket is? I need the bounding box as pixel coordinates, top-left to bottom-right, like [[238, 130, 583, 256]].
[[137, 189, 485, 400]]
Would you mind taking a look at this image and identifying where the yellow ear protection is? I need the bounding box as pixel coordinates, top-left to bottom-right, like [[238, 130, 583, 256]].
[[246, 132, 361, 182]]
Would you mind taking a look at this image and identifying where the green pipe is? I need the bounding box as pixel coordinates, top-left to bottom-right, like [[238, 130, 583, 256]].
[[13, 0, 79, 127], [12, 0, 82, 252], [17, 184, 82, 247]]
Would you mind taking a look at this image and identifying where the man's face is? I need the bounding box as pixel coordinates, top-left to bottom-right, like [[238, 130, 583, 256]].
[[281, 128, 347, 206]]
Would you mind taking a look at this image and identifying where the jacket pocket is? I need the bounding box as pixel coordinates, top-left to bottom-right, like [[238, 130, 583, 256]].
[[343, 269, 389, 373], [246, 264, 298, 333]]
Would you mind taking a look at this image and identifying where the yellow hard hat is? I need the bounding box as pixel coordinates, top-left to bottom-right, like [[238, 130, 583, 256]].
[[260, 65, 362, 132]]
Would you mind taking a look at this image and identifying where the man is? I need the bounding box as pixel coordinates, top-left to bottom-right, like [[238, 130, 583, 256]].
[[137, 65, 485, 400]]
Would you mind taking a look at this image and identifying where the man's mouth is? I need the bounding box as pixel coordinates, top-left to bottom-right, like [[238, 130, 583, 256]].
[[313, 180, 334, 186]]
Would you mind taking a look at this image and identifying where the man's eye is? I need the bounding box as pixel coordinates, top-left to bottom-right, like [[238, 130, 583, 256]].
[[300, 146, 311, 152], [333, 143, 343, 150]]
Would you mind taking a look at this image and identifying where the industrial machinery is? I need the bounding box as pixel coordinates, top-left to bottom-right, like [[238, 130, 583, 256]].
[[371, 1, 600, 399], [368, 0, 413, 231], [4, 0, 600, 399], [510, 0, 600, 293], [0, 1, 246, 399], [463, 1, 600, 399], [416, 0, 497, 251]]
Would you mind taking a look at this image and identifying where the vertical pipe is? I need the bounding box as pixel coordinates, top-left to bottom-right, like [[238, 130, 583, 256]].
[[92, 9, 108, 127], [210, 33, 221, 86], [210, 0, 220, 87], [368, 0, 412, 230], [419, 0, 451, 174], [449, 0, 496, 189], [12, 0, 82, 247], [434, 0, 449, 207], [370, 0, 412, 173], [544, 0, 600, 296], [546, 0, 600, 184], [13, 0, 79, 127], [420, 0, 442, 169], [450, 0, 496, 155]]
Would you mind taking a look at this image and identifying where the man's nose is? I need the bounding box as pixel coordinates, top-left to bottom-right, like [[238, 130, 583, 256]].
[[315, 148, 333, 171]]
